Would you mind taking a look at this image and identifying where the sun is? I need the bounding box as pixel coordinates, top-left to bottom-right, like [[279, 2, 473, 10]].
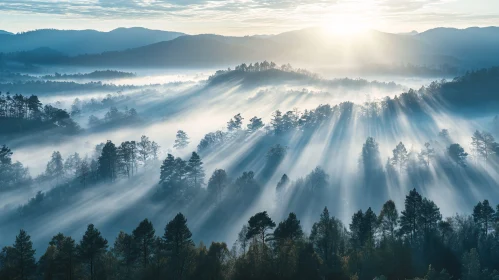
[[322, 15, 371, 36]]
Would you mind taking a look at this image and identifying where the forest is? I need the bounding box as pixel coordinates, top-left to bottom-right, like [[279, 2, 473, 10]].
[[2, 61, 499, 280], [2, 189, 499, 280]]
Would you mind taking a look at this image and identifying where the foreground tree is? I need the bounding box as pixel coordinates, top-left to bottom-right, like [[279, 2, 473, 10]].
[[0, 230, 36, 280], [133, 219, 155, 270], [163, 213, 194, 280], [400, 188, 422, 242], [77, 224, 108, 280], [246, 211, 276, 245], [473, 200, 495, 236], [273, 212, 304, 242], [378, 200, 398, 239], [112, 231, 137, 278]]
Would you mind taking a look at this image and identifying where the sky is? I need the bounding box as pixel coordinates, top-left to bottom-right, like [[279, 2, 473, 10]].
[[1, 0, 499, 35]]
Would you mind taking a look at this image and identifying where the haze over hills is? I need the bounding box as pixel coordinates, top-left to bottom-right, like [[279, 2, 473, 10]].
[[2, 26, 499, 71], [0, 27, 185, 55]]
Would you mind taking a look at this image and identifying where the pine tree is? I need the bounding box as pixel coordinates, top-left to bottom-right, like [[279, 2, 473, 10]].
[[48, 233, 77, 280], [378, 200, 398, 239], [113, 231, 138, 278], [419, 142, 435, 167], [98, 140, 118, 181], [471, 130, 483, 165], [271, 110, 283, 135], [46, 151, 64, 181], [11, 229, 36, 280], [163, 213, 194, 280], [480, 132, 496, 164], [247, 116, 264, 132], [473, 200, 495, 236], [64, 152, 81, 177], [118, 141, 137, 178], [246, 211, 276, 244], [419, 198, 442, 235], [391, 142, 408, 172], [186, 152, 205, 190], [462, 248, 480, 280], [361, 137, 382, 174], [132, 219, 155, 269], [137, 135, 152, 164], [447, 143, 468, 167], [207, 169, 228, 202], [77, 224, 108, 280], [400, 188, 423, 242], [159, 154, 176, 184], [150, 141, 160, 160], [174, 130, 190, 150], [0, 144, 13, 164], [274, 212, 304, 242], [227, 113, 244, 131]]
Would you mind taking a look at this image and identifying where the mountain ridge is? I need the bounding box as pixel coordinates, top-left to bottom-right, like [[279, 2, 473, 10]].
[[2, 26, 499, 69]]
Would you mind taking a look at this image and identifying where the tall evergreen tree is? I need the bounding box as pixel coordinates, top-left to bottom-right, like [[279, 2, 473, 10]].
[[391, 142, 408, 172], [0, 144, 13, 164], [247, 116, 264, 132], [159, 154, 176, 184], [473, 200, 495, 236], [137, 135, 152, 164], [378, 200, 398, 239], [132, 219, 155, 269], [419, 198, 442, 236], [174, 130, 190, 150], [361, 137, 382, 175], [10, 229, 36, 280], [186, 152, 205, 190], [246, 211, 276, 244], [77, 224, 108, 280], [227, 113, 244, 131], [46, 151, 64, 181], [447, 143, 468, 167], [462, 248, 481, 280], [97, 140, 118, 181], [163, 213, 194, 280], [207, 169, 228, 202], [419, 142, 435, 167], [400, 188, 423, 242], [49, 233, 77, 280], [273, 212, 304, 242], [113, 231, 138, 278], [471, 130, 483, 165]]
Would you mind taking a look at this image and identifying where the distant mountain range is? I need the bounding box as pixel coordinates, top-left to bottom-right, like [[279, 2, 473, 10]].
[[0, 27, 185, 55], [2, 26, 499, 70]]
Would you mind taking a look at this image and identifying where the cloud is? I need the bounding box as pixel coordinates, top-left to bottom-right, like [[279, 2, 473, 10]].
[[0, 0, 498, 34], [0, 0, 339, 18]]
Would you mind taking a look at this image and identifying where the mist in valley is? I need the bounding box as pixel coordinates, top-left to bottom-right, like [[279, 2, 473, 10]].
[[2, 20, 499, 280]]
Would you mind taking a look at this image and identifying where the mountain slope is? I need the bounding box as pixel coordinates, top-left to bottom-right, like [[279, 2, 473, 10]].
[[3, 26, 499, 70], [0, 27, 185, 55], [62, 28, 452, 68], [417, 27, 499, 67]]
